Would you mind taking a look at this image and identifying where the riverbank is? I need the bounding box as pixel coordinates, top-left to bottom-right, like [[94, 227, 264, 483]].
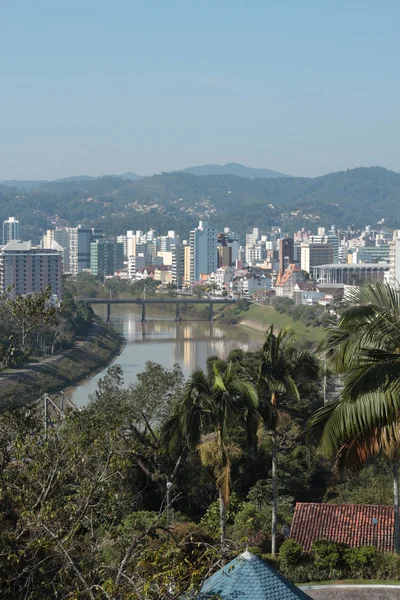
[[237, 304, 326, 344], [0, 321, 124, 411]]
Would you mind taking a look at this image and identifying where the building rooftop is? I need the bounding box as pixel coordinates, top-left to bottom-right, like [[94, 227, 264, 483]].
[[312, 263, 389, 269], [291, 503, 394, 552], [196, 551, 311, 599]]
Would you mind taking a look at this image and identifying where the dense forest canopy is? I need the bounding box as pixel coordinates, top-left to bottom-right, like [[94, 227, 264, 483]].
[[1, 167, 399, 243]]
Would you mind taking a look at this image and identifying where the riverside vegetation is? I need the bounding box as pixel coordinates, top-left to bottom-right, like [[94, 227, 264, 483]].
[[0, 288, 123, 408], [2, 283, 400, 598]]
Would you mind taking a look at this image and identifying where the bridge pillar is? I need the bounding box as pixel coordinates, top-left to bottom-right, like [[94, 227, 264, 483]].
[[141, 302, 146, 322], [209, 302, 214, 321], [107, 303, 111, 322], [175, 302, 181, 321]]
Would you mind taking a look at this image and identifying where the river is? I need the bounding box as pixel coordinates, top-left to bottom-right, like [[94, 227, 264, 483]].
[[67, 305, 263, 407]]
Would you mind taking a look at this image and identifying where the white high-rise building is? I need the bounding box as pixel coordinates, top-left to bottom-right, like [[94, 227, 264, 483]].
[[171, 235, 183, 287], [189, 221, 217, 283], [389, 230, 400, 288], [69, 226, 103, 275], [245, 228, 259, 247], [2, 217, 20, 245]]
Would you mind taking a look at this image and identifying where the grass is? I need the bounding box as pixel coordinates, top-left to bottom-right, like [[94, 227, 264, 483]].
[[240, 303, 326, 344]]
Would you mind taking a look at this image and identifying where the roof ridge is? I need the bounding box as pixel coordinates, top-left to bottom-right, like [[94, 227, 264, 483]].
[[296, 502, 393, 508]]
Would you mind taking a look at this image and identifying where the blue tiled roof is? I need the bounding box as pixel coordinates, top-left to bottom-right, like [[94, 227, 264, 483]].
[[197, 551, 311, 600]]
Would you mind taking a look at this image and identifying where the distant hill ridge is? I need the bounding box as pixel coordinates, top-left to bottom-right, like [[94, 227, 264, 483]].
[[178, 162, 290, 178], [0, 163, 289, 188], [1, 166, 400, 245]]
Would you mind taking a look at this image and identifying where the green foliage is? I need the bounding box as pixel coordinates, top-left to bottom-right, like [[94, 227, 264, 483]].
[[344, 545, 378, 576], [200, 492, 243, 537], [273, 297, 335, 328], [279, 540, 303, 566], [0, 288, 94, 371], [375, 551, 400, 579], [311, 539, 344, 569], [2, 167, 400, 245], [326, 462, 393, 505]]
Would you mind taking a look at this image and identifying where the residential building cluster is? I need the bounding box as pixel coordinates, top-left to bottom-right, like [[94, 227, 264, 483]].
[[1, 215, 400, 303]]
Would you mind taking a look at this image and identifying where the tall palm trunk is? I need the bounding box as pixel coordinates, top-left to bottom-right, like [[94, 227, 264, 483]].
[[271, 392, 278, 555], [393, 455, 400, 553], [219, 490, 227, 550]]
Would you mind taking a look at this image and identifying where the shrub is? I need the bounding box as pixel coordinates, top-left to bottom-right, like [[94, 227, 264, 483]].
[[280, 563, 345, 583], [279, 540, 303, 567], [376, 551, 400, 579], [311, 539, 343, 569], [344, 545, 378, 576]]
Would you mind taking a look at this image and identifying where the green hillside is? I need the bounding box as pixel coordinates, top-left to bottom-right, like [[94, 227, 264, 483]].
[[242, 304, 325, 344], [1, 167, 399, 242]]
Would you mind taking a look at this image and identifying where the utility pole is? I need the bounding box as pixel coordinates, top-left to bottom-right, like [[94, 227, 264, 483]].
[[166, 481, 173, 527]]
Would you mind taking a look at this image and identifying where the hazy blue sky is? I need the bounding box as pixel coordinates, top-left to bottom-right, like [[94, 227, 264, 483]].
[[1, 1, 399, 180]]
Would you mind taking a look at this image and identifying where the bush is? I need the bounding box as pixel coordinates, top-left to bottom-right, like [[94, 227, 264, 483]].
[[376, 551, 400, 579], [279, 540, 302, 567], [279, 563, 345, 583], [344, 545, 378, 576], [312, 539, 343, 569]]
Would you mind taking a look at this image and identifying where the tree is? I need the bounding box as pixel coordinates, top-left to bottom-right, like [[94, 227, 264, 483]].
[[311, 283, 400, 552], [162, 361, 259, 548], [258, 325, 319, 554]]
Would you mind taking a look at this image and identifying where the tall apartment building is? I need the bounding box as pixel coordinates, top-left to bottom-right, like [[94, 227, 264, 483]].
[[171, 236, 183, 287], [126, 231, 137, 258], [183, 242, 191, 286], [2, 217, 20, 245], [245, 228, 259, 247], [42, 227, 71, 272], [90, 240, 124, 279], [309, 234, 340, 263], [279, 237, 295, 276], [117, 235, 128, 258], [389, 230, 400, 288], [0, 241, 62, 298], [69, 226, 103, 275], [217, 232, 239, 267], [41, 230, 55, 249], [245, 242, 267, 265], [189, 221, 217, 283], [300, 243, 334, 276]]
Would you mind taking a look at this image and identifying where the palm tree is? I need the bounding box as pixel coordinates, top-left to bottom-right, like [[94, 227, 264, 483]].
[[310, 283, 400, 552], [162, 361, 259, 548], [258, 325, 320, 555]]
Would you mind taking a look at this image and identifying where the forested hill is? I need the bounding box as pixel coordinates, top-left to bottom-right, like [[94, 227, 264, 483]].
[[1, 167, 399, 243]]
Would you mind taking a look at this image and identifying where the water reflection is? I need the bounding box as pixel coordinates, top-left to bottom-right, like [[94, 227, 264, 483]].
[[68, 305, 262, 407]]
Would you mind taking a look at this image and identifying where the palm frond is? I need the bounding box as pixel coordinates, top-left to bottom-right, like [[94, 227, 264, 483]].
[[310, 391, 400, 458]]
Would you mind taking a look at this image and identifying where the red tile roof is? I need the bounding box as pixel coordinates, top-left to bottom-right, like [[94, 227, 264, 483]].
[[290, 503, 394, 552]]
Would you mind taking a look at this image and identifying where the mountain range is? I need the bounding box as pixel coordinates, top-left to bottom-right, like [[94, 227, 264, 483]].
[[0, 166, 399, 244], [0, 163, 288, 188]]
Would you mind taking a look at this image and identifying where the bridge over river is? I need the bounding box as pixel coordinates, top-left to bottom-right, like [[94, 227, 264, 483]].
[[76, 297, 236, 322]]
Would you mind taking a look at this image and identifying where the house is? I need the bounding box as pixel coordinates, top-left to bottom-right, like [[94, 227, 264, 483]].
[[293, 282, 324, 305], [193, 550, 311, 599], [290, 503, 394, 552], [275, 264, 305, 298], [233, 273, 271, 298]]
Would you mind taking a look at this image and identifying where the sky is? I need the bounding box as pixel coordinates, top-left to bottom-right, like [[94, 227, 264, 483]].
[[1, 0, 400, 180]]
